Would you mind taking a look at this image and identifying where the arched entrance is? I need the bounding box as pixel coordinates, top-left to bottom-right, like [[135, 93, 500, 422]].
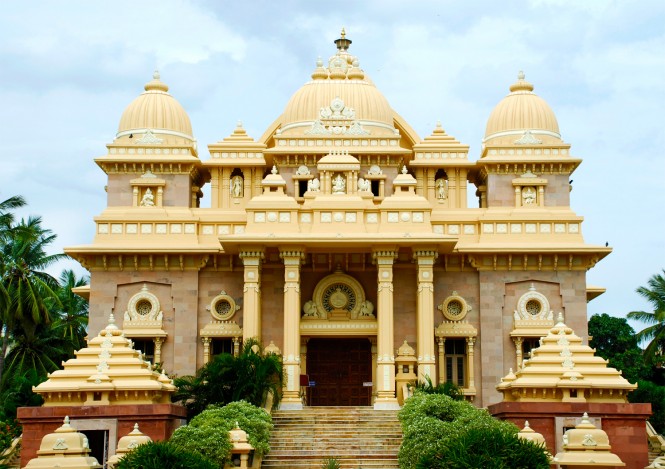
[[306, 338, 372, 406]]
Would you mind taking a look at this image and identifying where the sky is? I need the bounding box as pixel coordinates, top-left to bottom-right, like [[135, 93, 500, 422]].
[[0, 0, 664, 328]]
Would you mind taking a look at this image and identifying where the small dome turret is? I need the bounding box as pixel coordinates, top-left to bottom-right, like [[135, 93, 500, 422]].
[[116, 71, 194, 145], [484, 71, 561, 146]]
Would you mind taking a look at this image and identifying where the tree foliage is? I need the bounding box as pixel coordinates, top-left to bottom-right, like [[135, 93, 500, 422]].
[[588, 313, 652, 383], [173, 338, 283, 419], [628, 270, 665, 367], [398, 392, 549, 469], [629, 380, 665, 434]]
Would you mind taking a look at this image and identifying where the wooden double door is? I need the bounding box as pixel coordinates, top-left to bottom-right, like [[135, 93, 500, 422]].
[[307, 338, 372, 406]]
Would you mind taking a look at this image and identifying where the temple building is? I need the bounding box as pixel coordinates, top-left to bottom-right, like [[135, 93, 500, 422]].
[[66, 30, 610, 410]]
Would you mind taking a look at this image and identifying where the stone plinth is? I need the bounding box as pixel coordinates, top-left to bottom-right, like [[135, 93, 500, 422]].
[[18, 403, 187, 467], [488, 401, 651, 469]]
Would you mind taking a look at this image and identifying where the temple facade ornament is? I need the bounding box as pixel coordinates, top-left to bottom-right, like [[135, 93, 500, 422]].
[[305, 97, 370, 135], [438, 291, 471, 322], [207, 290, 240, 321], [230, 175, 244, 198]]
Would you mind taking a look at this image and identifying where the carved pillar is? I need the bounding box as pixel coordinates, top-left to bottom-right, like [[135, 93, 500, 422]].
[[466, 337, 476, 392], [413, 248, 438, 383], [373, 248, 399, 409], [239, 248, 264, 342], [538, 186, 545, 207], [280, 247, 306, 409], [202, 337, 212, 364], [437, 337, 446, 384], [157, 187, 164, 207], [233, 337, 241, 356], [370, 337, 377, 404], [513, 337, 523, 371], [515, 187, 521, 207], [153, 337, 164, 366], [132, 187, 139, 207]]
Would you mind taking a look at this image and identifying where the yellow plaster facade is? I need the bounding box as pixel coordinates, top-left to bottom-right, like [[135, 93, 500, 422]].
[[66, 30, 610, 409]]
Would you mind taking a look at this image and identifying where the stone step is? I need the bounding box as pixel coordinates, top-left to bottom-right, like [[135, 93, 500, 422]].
[[264, 407, 402, 469]]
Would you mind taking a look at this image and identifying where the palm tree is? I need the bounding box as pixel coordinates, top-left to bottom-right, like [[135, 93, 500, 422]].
[[0, 216, 66, 382], [0, 196, 26, 327], [51, 269, 89, 355], [173, 338, 283, 419], [627, 270, 665, 367]]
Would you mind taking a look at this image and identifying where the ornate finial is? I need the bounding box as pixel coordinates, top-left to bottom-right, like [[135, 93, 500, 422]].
[[316, 56, 323, 67], [334, 28, 352, 51], [581, 412, 590, 423], [524, 420, 531, 429], [237, 120, 243, 128], [529, 282, 536, 291], [518, 70, 525, 80], [145, 71, 169, 92], [153, 70, 160, 80], [134, 423, 139, 431], [106, 313, 118, 331], [509, 368, 514, 374], [142, 283, 149, 291], [436, 120, 442, 129], [402, 165, 408, 174], [64, 416, 70, 425], [271, 165, 278, 175], [556, 312, 565, 326]]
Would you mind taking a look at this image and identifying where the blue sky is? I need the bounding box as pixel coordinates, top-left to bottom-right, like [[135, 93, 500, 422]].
[[1, 0, 664, 327]]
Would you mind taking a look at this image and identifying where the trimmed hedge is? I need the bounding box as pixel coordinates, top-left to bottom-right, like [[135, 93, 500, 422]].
[[115, 441, 217, 469]]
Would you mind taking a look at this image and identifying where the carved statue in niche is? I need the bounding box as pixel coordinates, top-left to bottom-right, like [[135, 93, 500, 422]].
[[230, 175, 243, 198], [140, 188, 155, 207], [307, 177, 320, 192], [358, 300, 375, 318], [522, 186, 536, 205], [302, 300, 321, 318], [358, 177, 371, 192], [332, 174, 346, 194], [436, 178, 447, 200]]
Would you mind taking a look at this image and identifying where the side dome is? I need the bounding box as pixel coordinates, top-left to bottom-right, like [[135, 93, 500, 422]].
[[278, 30, 397, 138], [484, 72, 562, 145], [116, 71, 194, 144]]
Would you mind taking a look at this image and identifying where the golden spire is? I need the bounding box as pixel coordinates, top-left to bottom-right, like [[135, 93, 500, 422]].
[[334, 27, 352, 51]]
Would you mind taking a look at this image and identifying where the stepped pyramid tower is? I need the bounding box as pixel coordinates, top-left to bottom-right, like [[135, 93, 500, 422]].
[[66, 29, 610, 410]]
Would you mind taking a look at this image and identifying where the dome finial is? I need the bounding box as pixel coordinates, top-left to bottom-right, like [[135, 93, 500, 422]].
[[509, 70, 533, 93], [144, 70, 169, 92], [518, 70, 525, 80], [334, 28, 352, 51]]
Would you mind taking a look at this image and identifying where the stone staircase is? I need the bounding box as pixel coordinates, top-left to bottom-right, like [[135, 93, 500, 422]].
[[262, 406, 402, 469]]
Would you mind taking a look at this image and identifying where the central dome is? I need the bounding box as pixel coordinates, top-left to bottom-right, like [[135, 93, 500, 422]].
[[278, 30, 397, 137]]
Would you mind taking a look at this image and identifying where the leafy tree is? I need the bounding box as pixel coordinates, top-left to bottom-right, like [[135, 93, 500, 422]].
[[588, 313, 652, 383], [116, 441, 217, 469], [173, 338, 283, 419], [629, 380, 665, 434], [628, 270, 665, 367]]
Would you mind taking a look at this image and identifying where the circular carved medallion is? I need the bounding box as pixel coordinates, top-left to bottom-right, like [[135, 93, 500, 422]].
[[210, 291, 238, 321], [313, 272, 366, 318], [439, 292, 470, 321]]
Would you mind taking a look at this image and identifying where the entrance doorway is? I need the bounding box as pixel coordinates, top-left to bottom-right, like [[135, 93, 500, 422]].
[[306, 338, 372, 406]]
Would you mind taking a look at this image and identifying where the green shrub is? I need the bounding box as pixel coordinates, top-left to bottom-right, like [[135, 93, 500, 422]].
[[398, 391, 547, 469], [115, 441, 217, 469], [416, 425, 550, 469], [169, 424, 232, 468], [170, 400, 273, 466], [0, 419, 21, 456], [203, 401, 273, 457]]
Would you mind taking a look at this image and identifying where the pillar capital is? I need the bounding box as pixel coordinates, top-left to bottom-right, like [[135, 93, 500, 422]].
[[412, 247, 439, 263], [372, 247, 398, 264], [279, 246, 306, 264], [238, 247, 265, 264]]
